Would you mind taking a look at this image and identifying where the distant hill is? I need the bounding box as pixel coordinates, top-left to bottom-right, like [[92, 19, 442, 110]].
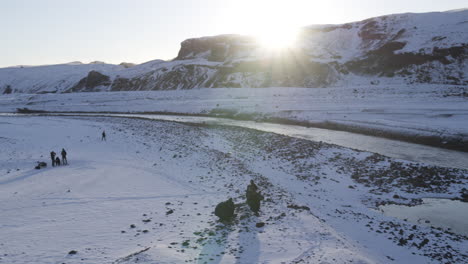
[[1, 9, 467, 94]]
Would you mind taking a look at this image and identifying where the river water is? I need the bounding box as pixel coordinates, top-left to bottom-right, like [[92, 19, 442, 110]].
[[379, 198, 468, 236], [93, 113, 467, 170]]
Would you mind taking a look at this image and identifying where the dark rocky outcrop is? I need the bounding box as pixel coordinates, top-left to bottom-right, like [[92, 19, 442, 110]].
[[111, 76, 149, 91], [175, 35, 256, 61], [346, 44, 468, 82], [112, 64, 216, 91], [151, 64, 214, 90], [66, 71, 111, 92]]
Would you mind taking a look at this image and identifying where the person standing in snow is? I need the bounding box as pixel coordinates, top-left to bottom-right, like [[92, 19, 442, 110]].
[[246, 180, 258, 193], [61, 148, 67, 165], [101, 130, 106, 141], [55, 156, 61, 166], [246, 180, 263, 216], [246, 180, 258, 201], [50, 151, 56, 167]]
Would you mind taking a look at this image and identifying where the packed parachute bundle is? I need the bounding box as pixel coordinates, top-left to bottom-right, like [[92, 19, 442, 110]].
[[34, 161, 47, 170], [214, 198, 235, 221]]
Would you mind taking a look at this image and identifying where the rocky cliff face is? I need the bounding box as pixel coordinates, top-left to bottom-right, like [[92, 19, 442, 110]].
[[1, 10, 467, 94], [175, 35, 257, 61]]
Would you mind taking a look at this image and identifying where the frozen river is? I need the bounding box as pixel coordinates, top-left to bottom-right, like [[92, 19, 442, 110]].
[[2, 112, 467, 170]]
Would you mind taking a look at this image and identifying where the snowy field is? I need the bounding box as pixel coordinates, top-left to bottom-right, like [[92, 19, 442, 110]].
[[0, 115, 466, 263], [1, 85, 467, 150]]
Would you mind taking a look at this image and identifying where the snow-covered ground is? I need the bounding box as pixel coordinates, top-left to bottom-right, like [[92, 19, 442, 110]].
[[0, 115, 466, 263], [1, 85, 467, 148]]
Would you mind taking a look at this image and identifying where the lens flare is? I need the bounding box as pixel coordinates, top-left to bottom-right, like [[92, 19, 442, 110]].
[[256, 26, 299, 51]]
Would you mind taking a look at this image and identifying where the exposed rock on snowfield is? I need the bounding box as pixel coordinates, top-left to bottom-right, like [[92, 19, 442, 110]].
[[1, 10, 467, 94], [67, 71, 112, 92]]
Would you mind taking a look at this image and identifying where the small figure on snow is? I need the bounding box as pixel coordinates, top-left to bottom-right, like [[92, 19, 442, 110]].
[[55, 156, 61, 166], [101, 130, 106, 141], [215, 198, 235, 221], [246, 180, 263, 216], [61, 148, 67, 165], [50, 151, 56, 167]]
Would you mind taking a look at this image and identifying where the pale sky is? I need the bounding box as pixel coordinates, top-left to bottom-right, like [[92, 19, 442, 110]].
[[0, 0, 466, 67]]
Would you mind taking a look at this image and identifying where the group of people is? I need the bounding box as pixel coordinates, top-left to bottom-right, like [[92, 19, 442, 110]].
[[215, 180, 264, 221], [50, 148, 68, 167], [45, 131, 104, 168]]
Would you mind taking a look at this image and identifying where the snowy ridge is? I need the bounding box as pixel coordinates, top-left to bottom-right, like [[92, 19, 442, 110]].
[[301, 10, 468, 60], [1, 9, 467, 94]]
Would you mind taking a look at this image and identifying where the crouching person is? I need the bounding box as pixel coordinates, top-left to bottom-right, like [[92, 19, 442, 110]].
[[214, 198, 235, 222]]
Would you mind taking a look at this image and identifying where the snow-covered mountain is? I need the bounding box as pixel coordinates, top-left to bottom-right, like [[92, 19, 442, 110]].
[[1, 9, 467, 94]]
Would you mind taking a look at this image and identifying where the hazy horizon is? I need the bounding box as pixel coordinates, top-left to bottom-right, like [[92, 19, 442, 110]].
[[1, 0, 466, 68]]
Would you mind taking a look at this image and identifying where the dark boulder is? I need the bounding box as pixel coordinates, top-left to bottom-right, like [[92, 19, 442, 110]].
[[287, 204, 310, 211], [255, 222, 265, 228], [67, 71, 111, 92]]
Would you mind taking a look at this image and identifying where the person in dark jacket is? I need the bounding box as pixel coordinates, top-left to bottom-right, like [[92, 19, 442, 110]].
[[55, 156, 61, 166], [50, 151, 56, 167], [246, 180, 263, 215], [246, 180, 258, 194], [214, 198, 235, 221], [61, 148, 67, 165], [101, 130, 106, 141]]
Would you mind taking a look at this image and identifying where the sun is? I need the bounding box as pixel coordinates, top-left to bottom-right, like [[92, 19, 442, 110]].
[[255, 26, 299, 51]]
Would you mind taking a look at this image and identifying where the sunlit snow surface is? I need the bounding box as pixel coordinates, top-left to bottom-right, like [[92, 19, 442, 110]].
[[0, 116, 466, 263]]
